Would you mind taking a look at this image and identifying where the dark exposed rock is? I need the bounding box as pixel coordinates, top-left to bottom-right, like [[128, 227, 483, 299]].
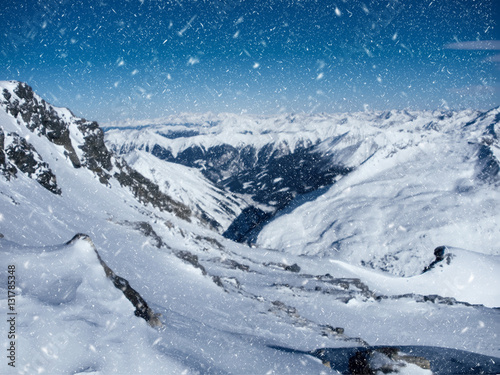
[[119, 220, 164, 248], [174, 251, 250, 291], [374, 292, 480, 308], [422, 246, 453, 273], [2, 84, 82, 169], [0, 128, 17, 180], [75, 119, 113, 184], [194, 235, 224, 250], [264, 261, 301, 273], [212, 275, 241, 291], [5, 81, 114, 181], [1, 82, 113, 184], [315, 274, 374, 299], [174, 250, 207, 275], [307, 345, 500, 374], [270, 300, 301, 319], [220, 258, 251, 272], [113, 158, 192, 221], [211, 275, 225, 288], [270, 272, 377, 305], [65, 234, 162, 328], [194, 207, 222, 232], [4, 132, 61, 194], [348, 347, 431, 374], [285, 263, 301, 273], [348, 350, 373, 374], [320, 324, 345, 337]]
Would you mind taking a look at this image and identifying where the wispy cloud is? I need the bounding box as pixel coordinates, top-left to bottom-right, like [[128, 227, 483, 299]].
[[444, 40, 500, 50], [445, 39, 500, 69]]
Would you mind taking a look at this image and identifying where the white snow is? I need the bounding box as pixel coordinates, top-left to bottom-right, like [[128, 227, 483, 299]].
[[121, 149, 249, 232], [1, 238, 188, 374], [257, 109, 500, 277], [1, 81, 499, 373]]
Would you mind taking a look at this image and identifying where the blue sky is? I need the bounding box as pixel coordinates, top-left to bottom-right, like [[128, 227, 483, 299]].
[[1, 0, 498, 122]]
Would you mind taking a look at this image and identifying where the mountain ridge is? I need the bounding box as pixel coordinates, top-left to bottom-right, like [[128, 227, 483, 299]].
[[0, 80, 197, 223], [106, 106, 500, 276]]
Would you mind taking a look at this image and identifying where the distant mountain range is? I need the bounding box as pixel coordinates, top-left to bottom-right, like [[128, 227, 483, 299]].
[[105, 106, 500, 277]]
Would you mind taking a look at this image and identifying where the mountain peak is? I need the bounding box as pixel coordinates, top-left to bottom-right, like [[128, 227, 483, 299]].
[[0, 81, 195, 221]]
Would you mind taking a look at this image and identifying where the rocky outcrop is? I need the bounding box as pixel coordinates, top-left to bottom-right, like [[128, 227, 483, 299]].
[[2, 82, 81, 169], [422, 246, 452, 273], [1, 81, 195, 222], [1, 82, 116, 181], [66, 234, 162, 328], [113, 159, 192, 221], [117, 220, 165, 248], [174, 250, 207, 275], [76, 119, 113, 184], [2, 130, 61, 194], [347, 347, 431, 374], [0, 128, 17, 180]]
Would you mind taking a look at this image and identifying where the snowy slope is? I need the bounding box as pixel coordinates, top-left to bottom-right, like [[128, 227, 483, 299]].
[[0, 237, 188, 374], [121, 149, 250, 232], [0, 81, 332, 373], [1, 82, 499, 374], [258, 108, 500, 276]]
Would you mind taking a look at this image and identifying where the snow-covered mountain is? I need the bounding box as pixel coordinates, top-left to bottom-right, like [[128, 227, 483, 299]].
[[105, 108, 500, 277], [258, 108, 500, 276], [1, 81, 499, 374]]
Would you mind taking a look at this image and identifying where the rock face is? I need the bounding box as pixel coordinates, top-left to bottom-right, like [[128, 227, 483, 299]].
[[0, 81, 194, 222], [66, 234, 162, 328], [2, 130, 61, 194], [0, 128, 18, 179], [2, 82, 82, 169], [422, 246, 453, 273]]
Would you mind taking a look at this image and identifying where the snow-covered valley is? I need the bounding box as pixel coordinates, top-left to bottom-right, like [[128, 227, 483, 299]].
[[1, 81, 499, 374]]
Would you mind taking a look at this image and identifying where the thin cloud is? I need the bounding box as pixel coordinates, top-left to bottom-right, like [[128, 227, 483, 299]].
[[444, 40, 500, 50]]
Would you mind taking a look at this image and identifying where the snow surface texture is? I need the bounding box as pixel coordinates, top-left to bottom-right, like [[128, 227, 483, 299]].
[[1, 81, 499, 374]]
